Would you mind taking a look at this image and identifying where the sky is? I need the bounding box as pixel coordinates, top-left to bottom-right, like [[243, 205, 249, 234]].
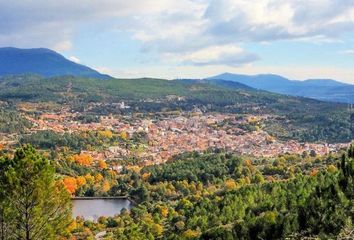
[[1, 0, 354, 83]]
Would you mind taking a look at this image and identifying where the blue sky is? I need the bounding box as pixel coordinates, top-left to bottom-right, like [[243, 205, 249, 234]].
[[1, 0, 354, 83]]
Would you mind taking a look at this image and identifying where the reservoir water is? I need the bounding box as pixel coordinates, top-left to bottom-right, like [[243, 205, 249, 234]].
[[72, 199, 131, 221]]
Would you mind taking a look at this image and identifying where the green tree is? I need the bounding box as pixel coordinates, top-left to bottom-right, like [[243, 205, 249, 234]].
[[0, 155, 12, 240], [0, 145, 72, 240]]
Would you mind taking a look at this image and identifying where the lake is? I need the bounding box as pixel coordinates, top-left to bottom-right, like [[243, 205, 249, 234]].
[[72, 198, 131, 221]]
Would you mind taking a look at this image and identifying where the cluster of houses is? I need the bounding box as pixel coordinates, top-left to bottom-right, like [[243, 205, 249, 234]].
[[14, 108, 349, 168]]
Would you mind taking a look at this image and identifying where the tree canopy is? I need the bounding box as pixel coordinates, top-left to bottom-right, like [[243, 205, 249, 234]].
[[0, 145, 72, 240]]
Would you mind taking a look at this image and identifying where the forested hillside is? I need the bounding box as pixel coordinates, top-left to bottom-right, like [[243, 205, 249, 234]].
[[63, 145, 354, 239]]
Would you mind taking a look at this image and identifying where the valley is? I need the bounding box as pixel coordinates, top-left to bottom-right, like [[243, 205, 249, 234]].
[[2, 1, 354, 239], [0, 73, 353, 239], [0, 51, 353, 240]]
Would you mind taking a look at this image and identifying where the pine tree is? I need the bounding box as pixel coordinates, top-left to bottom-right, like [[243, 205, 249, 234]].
[[348, 143, 354, 158], [0, 145, 72, 240], [0, 155, 12, 240]]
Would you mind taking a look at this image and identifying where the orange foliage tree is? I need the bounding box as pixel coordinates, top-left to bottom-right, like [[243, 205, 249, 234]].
[[73, 154, 93, 166], [95, 173, 104, 183], [102, 181, 110, 192], [76, 176, 87, 187], [98, 160, 108, 169], [224, 179, 237, 191], [63, 177, 78, 194]]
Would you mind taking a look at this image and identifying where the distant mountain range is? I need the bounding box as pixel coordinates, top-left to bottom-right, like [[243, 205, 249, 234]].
[[0, 47, 111, 79], [177, 78, 254, 90], [208, 73, 354, 104], [0, 47, 353, 103]]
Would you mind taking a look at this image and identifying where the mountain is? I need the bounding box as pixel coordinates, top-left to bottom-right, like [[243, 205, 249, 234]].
[[208, 73, 354, 103], [177, 78, 254, 90], [0, 47, 111, 79]]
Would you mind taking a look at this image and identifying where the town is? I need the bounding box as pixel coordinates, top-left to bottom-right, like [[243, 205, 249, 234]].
[[2, 102, 348, 170]]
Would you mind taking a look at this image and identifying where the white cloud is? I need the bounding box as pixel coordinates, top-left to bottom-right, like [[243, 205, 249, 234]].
[[68, 55, 80, 63], [163, 44, 259, 66], [202, 0, 354, 42], [119, 0, 354, 65], [54, 41, 73, 52], [1, 0, 354, 68], [338, 49, 354, 54], [0, 0, 179, 50]]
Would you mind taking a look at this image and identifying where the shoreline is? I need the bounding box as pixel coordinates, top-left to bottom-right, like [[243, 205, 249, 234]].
[[71, 196, 128, 200]]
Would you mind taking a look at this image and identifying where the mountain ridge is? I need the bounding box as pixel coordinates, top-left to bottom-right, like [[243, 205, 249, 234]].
[[0, 47, 111, 79], [208, 72, 354, 103], [1, 47, 353, 103]]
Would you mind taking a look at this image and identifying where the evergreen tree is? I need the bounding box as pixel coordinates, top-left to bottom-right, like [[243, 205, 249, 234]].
[[0, 145, 72, 240], [0, 156, 12, 240]]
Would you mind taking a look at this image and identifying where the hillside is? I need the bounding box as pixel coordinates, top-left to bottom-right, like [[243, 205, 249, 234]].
[[0, 74, 352, 143], [177, 78, 254, 90], [0, 47, 111, 79], [0, 74, 280, 108], [1, 47, 352, 103], [208, 73, 354, 103]]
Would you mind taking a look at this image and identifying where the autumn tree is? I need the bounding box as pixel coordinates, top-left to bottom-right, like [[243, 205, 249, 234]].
[[0, 145, 72, 240], [98, 160, 107, 169], [98, 130, 113, 139], [73, 153, 93, 166], [76, 176, 87, 187], [63, 177, 78, 194]]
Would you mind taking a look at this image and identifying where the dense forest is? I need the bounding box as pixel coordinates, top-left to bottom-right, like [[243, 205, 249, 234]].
[[0, 144, 353, 239], [0, 107, 32, 133], [65, 146, 354, 239], [19, 130, 123, 151]]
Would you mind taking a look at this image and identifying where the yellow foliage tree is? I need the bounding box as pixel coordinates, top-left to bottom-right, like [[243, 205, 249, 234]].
[[141, 213, 154, 225], [102, 181, 110, 192], [120, 131, 128, 140], [108, 170, 116, 177], [98, 160, 108, 169], [151, 223, 163, 237], [244, 159, 255, 173], [160, 206, 169, 218], [95, 173, 104, 183], [182, 229, 200, 239], [224, 179, 237, 191], [76, 176, 87, 187], [85, 173, 94, 184], [66, 220, 77, 232], [98, 130, 113, 139], [327, 164, 337, 173]]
